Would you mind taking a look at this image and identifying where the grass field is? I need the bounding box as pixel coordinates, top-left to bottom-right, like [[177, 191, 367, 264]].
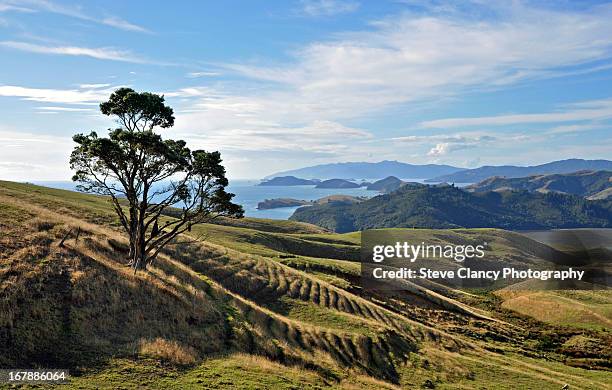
[[0, 181, 610, 389], [496, 289, 612, 330]]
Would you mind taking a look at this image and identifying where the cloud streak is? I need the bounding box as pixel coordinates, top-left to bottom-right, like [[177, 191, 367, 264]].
[[393, 133, 497, 156], [299, 0, 359, 17], [0, 84, 117, 104], [0, 41, 151, 63], [223, 2, 612, 121], [420, 99, 612, 128], [0, 129, 73, 181], [3, 0, 150, 32]]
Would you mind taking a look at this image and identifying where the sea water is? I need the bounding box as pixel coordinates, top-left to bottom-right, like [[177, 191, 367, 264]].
[[33, 178, 460, 220], [227, 180, 378, 219], [33, 179, 380, 220]]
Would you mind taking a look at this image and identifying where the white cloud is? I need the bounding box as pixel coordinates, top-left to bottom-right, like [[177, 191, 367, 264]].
[[0, 129, 73, 181], [0, 84, 115, 104], [170, 2, 612, 165], [223, 3, 612, 121], [427, 142, 475, 156], [3, 0, 150, 32], [393, 134, 496, 143], [546, 123, 607, 135], [393, 133, 496, 156], [300, 0, 359, 17], [420, 99, 612, 128], [0, 41, 150, 63], [0, 2, 34, 12], [174, 117, 372, 154], [187, 71, 221, 78], [36, 106, 94, 112], [78, 83, 111, 89], [100, 16, 149, 33]]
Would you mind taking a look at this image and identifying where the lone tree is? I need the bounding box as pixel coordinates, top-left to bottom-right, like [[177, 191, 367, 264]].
[[70, 88, 243, 271]]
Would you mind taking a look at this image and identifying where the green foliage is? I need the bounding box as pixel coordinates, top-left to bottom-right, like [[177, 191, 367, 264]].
[[291, 185, 612, 232], [1, 181, 610, 389], [99, 87, 175, 129], [70, 88, 243, 270]]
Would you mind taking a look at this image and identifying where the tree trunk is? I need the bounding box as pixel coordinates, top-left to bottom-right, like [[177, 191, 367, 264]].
[[131, 200, 148, 271], [127, 207, 137, 266]]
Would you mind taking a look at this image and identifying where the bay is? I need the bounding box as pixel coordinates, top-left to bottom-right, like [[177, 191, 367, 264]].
[[32, 179, 378, 220], [32, 178, 463, 220]]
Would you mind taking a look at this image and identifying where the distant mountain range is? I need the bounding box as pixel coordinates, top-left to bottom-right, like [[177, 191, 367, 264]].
[[466, 170, 612, 199], [426, 159, 612, 183], [266, 159, 612, 184], [266, 160, 464, 180], [290, 184, 612, 233]]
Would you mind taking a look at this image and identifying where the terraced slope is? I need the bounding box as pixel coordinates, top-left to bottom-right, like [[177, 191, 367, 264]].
[[0, 181, 610, 389]]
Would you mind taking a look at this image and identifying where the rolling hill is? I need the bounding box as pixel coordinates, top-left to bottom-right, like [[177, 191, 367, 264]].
[[290, 184, 612, 233], [466, 170, 611, 199], [366, 176, 407, 193], [426, 159, 612, 183], [1, 180, 610, 389]]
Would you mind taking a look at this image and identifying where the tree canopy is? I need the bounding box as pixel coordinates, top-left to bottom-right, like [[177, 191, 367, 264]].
[[70, 88, 243, 270]]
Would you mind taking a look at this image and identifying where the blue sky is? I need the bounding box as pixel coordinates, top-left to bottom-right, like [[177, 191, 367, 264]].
[[1, 0, 611, 180]]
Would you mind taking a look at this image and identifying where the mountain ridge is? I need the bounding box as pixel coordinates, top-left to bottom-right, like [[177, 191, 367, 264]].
[[427, 159, 612, 183], [266, 160, 464, 180], [290, 184, 612, 233], [466, 170, 612, 199]]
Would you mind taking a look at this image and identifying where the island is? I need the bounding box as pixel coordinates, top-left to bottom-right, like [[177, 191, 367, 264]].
[[257, 195, 365, 210], [315, 179, 360, 189], [258, 176, 319, 186], [366, 176, 404, 192], [290, 184, 612, 233]]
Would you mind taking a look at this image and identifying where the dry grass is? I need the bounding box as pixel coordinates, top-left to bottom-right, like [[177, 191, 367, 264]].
[[0, 204, 228, 368], [138, 338, 199, 365], [497, 290, 612, 329], [2, 181, 609, 389]]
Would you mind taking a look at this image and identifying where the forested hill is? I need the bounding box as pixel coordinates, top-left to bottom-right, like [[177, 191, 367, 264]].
[[466, 170, 611, 199], [290, 184, 612, 233]]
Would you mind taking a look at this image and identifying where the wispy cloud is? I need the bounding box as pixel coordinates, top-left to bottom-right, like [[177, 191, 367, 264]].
[[0, 128, 73, 180], [36, 106, 94, 112], [300, 0, 359, 17], [0, 2, 35, 12], [78, 83, 111, 89], [393, 133, 497, 156], [0, 41, 151, 63], [3, 0, 150, 32], [224, 2, 612, 121], [168, 1, 612, 165], [175, 115, 372, 154], [0, 84, 116, 104], [100, 16, 149, 33], [427, 142, 475, 157], [186, 71, 221, 78], [420, 99, 612, 128]]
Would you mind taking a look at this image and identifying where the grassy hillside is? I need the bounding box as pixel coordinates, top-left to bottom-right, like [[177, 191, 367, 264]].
[[290, 184, 612, 232], [0, 181, 610, 389]]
